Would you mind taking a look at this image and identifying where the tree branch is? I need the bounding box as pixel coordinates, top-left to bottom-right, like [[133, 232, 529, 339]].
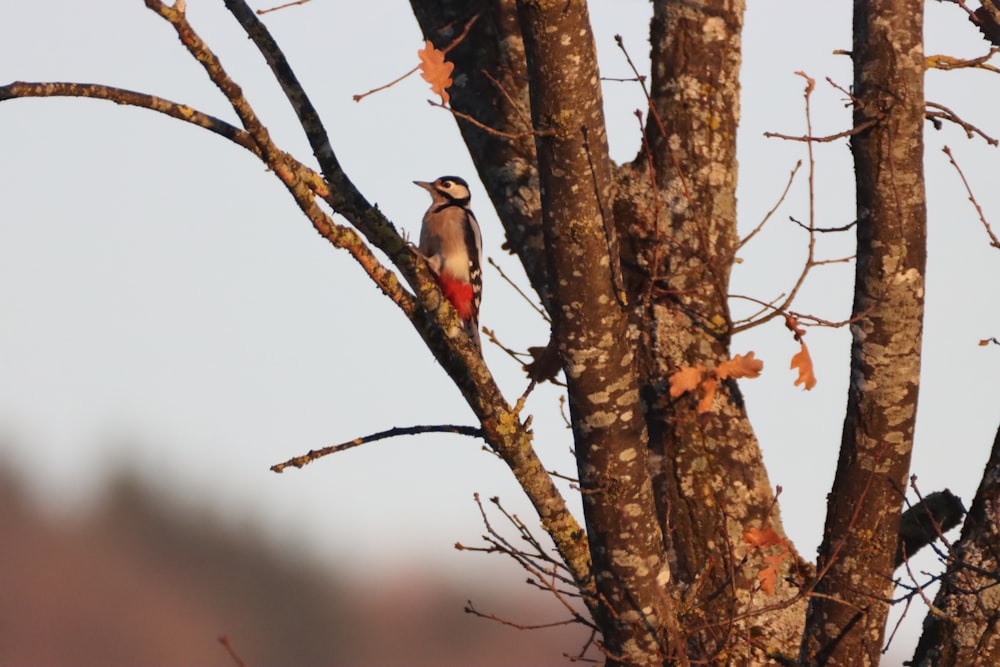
[[802, 0, 928, 662], [0, 81, 329, 198], [943, 145, 1000, 250], [217, 0, 594, 602], [271, 425, 484, 472], [516, 1, 682, 663]]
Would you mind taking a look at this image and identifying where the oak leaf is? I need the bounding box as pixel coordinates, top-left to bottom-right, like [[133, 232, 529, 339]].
[[715, 352, 763, 380], [743, 526, 791, 596], [791, 341, 817, 390], [757, 551, 790, 596], [417, 41, 454, 105], [668, 364, 706, 398], [743, 526, 783, 549], [697, 377, 718, 414]]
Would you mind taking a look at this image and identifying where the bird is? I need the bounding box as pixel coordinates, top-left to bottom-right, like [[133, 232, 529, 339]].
[[414, 176, 483, 350]]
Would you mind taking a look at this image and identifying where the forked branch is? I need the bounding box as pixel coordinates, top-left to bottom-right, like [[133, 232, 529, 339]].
[[1, 0, 596, 611]]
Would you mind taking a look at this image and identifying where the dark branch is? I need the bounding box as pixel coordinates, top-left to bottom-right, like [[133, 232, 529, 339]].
[[926, 101, 999, 146], [271, 424, 484, 472]]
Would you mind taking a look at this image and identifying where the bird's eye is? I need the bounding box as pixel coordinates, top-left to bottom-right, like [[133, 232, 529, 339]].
[[441, 180, 453, 189]]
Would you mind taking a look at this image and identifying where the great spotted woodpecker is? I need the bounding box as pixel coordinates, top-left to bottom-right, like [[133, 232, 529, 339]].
[[414, 176, 483, 350]]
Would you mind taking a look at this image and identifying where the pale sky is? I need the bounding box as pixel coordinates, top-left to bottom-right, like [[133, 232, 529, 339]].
[[2, 0, 999, 657]]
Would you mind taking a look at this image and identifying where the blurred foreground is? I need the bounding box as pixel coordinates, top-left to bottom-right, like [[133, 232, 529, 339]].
[[0, 465, 589, 666]]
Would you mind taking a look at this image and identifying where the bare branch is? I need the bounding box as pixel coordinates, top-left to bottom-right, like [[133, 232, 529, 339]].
[[736, 161, 802, 250], [455, 494, 598, 632], [0, 81, 253, 151], [257, 0, 313, 15], [141, 0, 422, 323], [943, 145, 1000, 249], [788, 216, 857, 234], [0, 81, 332, 198], [925, 48, 1000, 73], [464, 599, 584, 630], [734, 75, 830, 334], [763, 117, 880, 143], [271, 424, 484, 472], [926, 101, 999, 145], [428, 99, 538, 139], [487, 257, 550, 322]]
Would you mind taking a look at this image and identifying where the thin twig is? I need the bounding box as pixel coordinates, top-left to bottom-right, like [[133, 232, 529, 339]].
[[943, 145, 1000, 249], [730, 294, 872, 331], [926, 102, 999, 146], [737, 161, 802, 250], [826, 77, 861, 106], [945, 0, 982, 21], [488, 257, 549, 321], [546, 468, 581, 484], [482, 327, 529, 362], [271, 424, 484, 472], [788, 216, 857, 233], [764, 117, 879, 143], [735, 73, 822, 333], [614, 34, 691, 202], [353, 13, 480, 102], [428, 99, 538, 139], [217, 636, 248, 667], [465, 600, 584, 630], [458, 494, 597, 627], [256, 0, 312, 15], [353, 65, 419, 103], [481, 69, 534, 132]]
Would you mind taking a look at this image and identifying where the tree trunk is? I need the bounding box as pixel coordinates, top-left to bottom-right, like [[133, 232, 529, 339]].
[[800, 0, 927, 664], [515, 2, 684, 663], [911, 423, 1000, 666], [617, 0, 807, 660]]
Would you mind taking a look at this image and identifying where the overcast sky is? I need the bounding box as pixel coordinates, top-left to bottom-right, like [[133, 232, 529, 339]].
[[2, 0, 999, 656]]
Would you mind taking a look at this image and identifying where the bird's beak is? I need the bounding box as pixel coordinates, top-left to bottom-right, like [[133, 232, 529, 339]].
[[413, 180, 434, 191]]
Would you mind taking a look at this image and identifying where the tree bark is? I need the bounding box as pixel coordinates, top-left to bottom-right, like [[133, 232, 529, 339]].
[[615, 0, 807, 660], [800, 0, 927, 664], [514, 2, 682, 663], [911, 423, 1000, 666]]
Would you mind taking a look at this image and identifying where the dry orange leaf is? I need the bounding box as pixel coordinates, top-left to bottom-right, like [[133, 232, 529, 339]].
[[715, 352, 763, 380], [417, 41, 455, 105], [671, 354, 763, 413], [668, 364, 706, 398], [697, 377, 718, 414], [743, 526, 783, 549], [784, 314, 806, 340], [757, 551, 790, 596], [744, 526, 791, 596], [791, 341, 817, 390]]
